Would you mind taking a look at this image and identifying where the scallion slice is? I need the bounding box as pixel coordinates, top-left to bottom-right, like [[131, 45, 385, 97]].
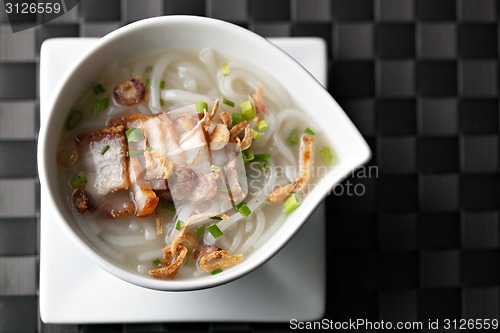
[[237, 203, 251, 218], [242, 150, 254, 163], [161, 201, 176, 212], [93, 84, 105, 95], [196, 100, 208, 113], [65, 110, 82, 130], [320, 146, 334, 165], [257, 120, 268, 132], [146, 78, 151, 87], [175, 220, 183, 231], [304, 127, 315, 135], [70, 171, 87, 189], [223, 98, 235, 107], [231, 113, 243, 125], [220, 188, 233, 195], [211, 268, 223, 275], [284, 193, 301, 214], [152, 258, 162, 266], [287, 128, 300, 145], [125, 128, 144, 143], [160, 98, 165, 106], [207, 224, 223, 239], [92, 96, 109, 117], [253, 153, 272, 162], [100, 144, 110, 155], [160, 80, 166, 89], [251, 128, 262, 141], [221, 63, 231, 76], [240, 100, 255, 120], [126, 149, 144, 157], [146, 146, 153, 152], [195, 224, 205, 237]]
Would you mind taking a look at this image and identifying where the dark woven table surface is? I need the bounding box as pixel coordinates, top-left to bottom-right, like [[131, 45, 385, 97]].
[[1, 0, 500, 332]]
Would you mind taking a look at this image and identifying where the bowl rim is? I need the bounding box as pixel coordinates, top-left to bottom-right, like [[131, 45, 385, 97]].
[[38, 15, 371, 291]]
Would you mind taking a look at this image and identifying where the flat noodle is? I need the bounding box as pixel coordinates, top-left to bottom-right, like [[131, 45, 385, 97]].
[[155, 206, 163, 235], [171, 212, 229, 256]]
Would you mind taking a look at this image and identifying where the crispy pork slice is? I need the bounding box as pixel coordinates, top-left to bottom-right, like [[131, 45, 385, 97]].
[[223, 148, 247, 204], [144, 151, 173, 180], [128, 157, 159, 217], [109, 113, 148, 128], [76, 126, 129, 196], [142, 113, 186, 167]]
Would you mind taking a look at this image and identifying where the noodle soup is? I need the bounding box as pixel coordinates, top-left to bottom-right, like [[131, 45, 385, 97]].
[[57, 48, 334, 280]]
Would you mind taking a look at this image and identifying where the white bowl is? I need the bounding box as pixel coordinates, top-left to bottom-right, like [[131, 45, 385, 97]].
[[37, 16, 371, 291]]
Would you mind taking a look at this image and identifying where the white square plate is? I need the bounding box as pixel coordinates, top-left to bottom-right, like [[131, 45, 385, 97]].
[[40, 37, 329, 323]]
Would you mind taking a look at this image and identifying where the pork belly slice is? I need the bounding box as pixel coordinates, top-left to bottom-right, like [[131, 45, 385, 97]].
[[109, 113, 148, 128], [142, 114, 186, 168], [223, 149, 247, 204], [128, 157, 159, 217], [144, 151, 173, 180], [76, 126, 129, 196]]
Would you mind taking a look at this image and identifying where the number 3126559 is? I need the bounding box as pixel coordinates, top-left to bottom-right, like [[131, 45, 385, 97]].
[[5, 2, 62, 14]]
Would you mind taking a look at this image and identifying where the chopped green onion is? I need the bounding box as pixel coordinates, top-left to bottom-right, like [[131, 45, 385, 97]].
[[145, 66, 153, 73], [92, 96, 109, 117], [207, 224, 223, 239], [304, 127, 315, 135], [287, 128, 300, 145], [161, 201, 176, 212], [223, 98, 235, 107], [175, 220, 183, 231], [211, 268, 223, 275], [100, 145, 110, 155], [240, 100, 255, 120], [320, 146, 334, 165], [257, 120, 268, 132], [126, 149, 144, 157], [210, 216, 223, 221], [231, 113, 243, 125], [125, 128, 144, 143], [221, 63, 231, 76], [160, 80, 165, 89], [195, 224, 206, 237], [253, 153, 272, 162], [146, 78, 151, 87], [160, 98, 165, 106], [65, 110, 82, 130], [242, 150, 255, 163], [236, 203, 251, 218], [220, 188, 233, 195], [211, 164, 221, 172], [93, 84, 105, 95], [251, 128, 262, 141], [196, 100, 208, 113], [284, 193, 301, 214], [152, 258, 162, 266], [70, 171, 87, 189], [146, 146, 153, 152]]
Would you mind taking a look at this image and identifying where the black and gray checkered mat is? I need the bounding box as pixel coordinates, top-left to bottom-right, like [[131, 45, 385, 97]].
[[1, 0, 500, 332]]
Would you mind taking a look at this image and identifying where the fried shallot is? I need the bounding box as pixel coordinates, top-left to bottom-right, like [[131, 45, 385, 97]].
[[266, 182, 298, 204], [194, 245, 243, 273], [149, 244, 188, 279]]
